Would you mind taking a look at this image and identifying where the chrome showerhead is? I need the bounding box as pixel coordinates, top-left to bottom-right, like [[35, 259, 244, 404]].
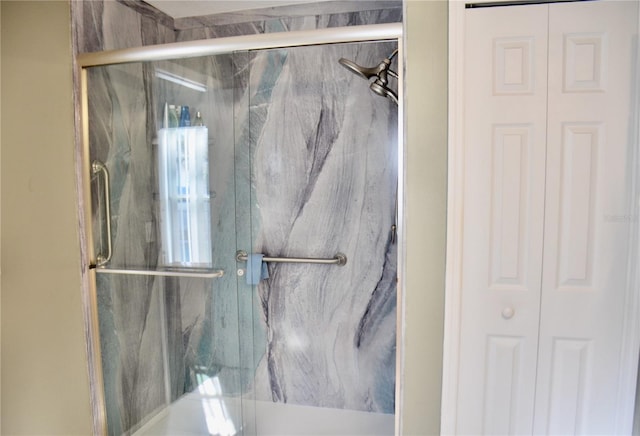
[[338, 49, 398, 105], [338, 58, 381, 80], [370, 79, 398, 105]]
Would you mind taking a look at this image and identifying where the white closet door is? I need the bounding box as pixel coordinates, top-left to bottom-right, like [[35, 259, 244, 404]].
[[457, 6, 548, 434], [533, 2, 639, 434]]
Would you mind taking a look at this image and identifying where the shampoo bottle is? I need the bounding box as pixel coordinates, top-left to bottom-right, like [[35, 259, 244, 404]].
[[168, 104, 179, 127], [179, 106, 191, 127]]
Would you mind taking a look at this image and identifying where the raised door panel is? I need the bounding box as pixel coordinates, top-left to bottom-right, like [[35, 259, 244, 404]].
[[534, 1, 639, 433], [457, 6, 548, 434]]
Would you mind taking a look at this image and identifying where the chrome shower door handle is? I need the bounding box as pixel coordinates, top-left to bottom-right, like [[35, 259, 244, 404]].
[[236, 250, 347, 266], [92, 160, 112, 266]]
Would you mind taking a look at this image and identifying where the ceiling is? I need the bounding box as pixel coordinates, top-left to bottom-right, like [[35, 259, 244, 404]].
[[144, 0, 323, 19]]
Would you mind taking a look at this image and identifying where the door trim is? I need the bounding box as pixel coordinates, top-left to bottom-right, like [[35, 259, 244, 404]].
[[441, 1, 466, 434], [616, 3, 640, 429], [442, 1, 640, 433]]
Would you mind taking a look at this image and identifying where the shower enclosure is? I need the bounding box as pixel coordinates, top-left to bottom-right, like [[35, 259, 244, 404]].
[[78, 24, 402, 435]]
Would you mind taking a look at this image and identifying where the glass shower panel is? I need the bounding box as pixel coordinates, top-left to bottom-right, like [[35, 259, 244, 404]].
[[239, 40, 398, 434], [84, 37, 399, 435], [85, 53, 251, 435]]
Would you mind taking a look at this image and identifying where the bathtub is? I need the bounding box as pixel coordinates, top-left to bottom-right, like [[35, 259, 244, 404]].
[[135, 377, 394, 436]]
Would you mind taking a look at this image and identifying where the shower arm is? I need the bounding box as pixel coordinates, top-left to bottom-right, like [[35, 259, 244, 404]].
[[386, 69, 398, 79], [380, 49, 398, 79], [384, 49, 399, 79], [373, 49, 399, 82]]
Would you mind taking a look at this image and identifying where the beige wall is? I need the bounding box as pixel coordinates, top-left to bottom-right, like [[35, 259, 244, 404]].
[[398, 1, 448, 435], [0, 2, 3, 430], [0, 1, 93, 434]]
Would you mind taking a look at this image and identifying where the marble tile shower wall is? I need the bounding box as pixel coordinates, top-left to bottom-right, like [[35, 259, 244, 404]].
[[245, 41, 398, 412], [72, 1, 401, 434], [174, 2, 402, 41]]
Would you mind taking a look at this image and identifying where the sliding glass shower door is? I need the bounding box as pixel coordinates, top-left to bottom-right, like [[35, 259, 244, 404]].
[[84, 52, 253, 435], [82, 36, 399, 436], [238, 41, 398, 435]]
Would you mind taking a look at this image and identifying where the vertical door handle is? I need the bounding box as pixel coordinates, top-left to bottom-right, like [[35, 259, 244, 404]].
[[92, 160, 112, 266]]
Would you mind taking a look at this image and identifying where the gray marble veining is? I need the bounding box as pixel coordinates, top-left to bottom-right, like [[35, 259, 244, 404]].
[[246, 41, 397, 412], [73, 0, 176, 53], [173, 2, 402, 45], [176, 7, 402, 42], [73, 1, 400, 434], [174, 1, 401, 29]]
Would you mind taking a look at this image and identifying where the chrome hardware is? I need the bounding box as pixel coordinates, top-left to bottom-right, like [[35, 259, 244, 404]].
[[338, 48, 399, 105], [236, 250, 347, 266], [92, 161, 112, 267], [94, 267, 224, 279]]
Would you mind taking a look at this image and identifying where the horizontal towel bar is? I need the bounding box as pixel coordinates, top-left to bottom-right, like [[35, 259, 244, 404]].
[[93, 267, 224, 278], [236, 251, 347, 266]]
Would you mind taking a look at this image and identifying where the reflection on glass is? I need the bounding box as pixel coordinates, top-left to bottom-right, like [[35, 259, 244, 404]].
[[158, 126, 212, 267], [198, 376, 238, 436]]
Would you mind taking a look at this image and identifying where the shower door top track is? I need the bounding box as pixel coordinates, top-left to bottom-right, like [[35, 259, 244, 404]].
[[77, 23, 403, 67]]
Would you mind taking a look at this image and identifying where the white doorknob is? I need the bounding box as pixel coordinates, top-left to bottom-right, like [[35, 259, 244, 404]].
[[502, 307, 515, 319]]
